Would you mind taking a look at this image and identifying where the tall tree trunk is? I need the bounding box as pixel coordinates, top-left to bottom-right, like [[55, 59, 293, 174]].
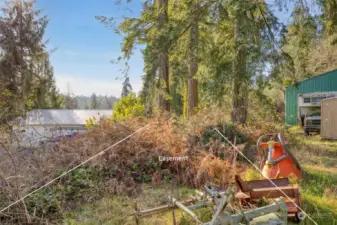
[[18, 0, 27, 112], [157, 0, 170, 111], [183, 81, 188, 118], [231, 12, 248, 124], [187, 2, 199, 116]]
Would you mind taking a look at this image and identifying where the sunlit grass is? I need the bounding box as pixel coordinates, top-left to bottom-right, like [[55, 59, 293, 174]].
[[287, 132, 337, 225], [288, 125, 304, 134], [63, 185, 205, 225]]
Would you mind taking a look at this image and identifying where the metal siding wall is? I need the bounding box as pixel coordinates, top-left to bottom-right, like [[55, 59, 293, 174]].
[[285, 86, 298, 125], [285, 69, 337, 126]]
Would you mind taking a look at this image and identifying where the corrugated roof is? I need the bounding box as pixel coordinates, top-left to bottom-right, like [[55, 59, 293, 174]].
[[286, 68, 337, 87], [19, 109, 112, 126], [285, 69, 337, 125]]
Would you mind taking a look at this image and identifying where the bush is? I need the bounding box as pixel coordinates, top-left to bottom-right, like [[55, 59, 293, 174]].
[[24, 167, 104, 223], [112, 93, 145, 121], [202, 123, 247, 145], [85, 116, 112, 129], [85, 116, 97, 128]]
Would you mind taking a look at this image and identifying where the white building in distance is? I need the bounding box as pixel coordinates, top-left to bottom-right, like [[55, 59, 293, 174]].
[[14, 109, 112, 147]]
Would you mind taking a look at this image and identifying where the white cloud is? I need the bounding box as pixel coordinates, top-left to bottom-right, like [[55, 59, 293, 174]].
[[55, 74, 142, 97]]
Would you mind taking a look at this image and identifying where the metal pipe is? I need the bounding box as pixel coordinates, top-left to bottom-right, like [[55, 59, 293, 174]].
[[240, 201, 284, 221], [215, 198, 287, 224], [135, 191, 287, 225], [187, 201, 213, 210], [209, 187, 235, 225], [135, 199, 212, 217], [169, 196, 202, 224], [272, 154, 288, 164], [136, 204, 170, 217], [267, 142, 273, 163]]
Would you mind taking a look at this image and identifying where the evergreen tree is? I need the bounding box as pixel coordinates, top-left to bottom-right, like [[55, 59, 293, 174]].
[[121, 76, 132, 97], [62, 84, 77, 109], [187, 0, 199, 116], [90, 93, 99, 109], [157, 0, 170, 111], [98, 0, 332, 124], [84, 101, 89, 109], [320, 0, 337, 37], [104, 95, 112, 109], [229, 0, 249, 124], [0, 0, 61, 112], [284, 4, 317, 80]]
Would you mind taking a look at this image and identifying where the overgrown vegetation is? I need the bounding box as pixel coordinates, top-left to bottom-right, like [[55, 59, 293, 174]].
[[0, 117, 246, 224], [64, 185, 213, 225], [1, 109, 337, 224], [1, 0, 337, 224], [202, 123, 247, 145], [60, 125, 337, 225], [112, 93, 145, 121]]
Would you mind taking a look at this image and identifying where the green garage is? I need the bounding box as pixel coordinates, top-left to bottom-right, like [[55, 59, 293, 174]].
[[285, 69, 337, 126]]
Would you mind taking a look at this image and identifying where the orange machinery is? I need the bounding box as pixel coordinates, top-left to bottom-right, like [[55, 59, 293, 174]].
[[257, 133, 302, 179], [235, 133, 304, 221]]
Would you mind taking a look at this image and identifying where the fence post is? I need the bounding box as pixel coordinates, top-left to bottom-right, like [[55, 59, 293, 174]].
[[134, 202, 139, 225], [171, 206, 177, 225]]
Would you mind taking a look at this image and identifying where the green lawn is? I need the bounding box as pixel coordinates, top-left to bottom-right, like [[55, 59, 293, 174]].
[[287, 128, 337, 225]]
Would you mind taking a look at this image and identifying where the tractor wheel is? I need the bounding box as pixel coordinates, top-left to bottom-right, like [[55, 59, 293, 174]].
[[295, 212, 306, 223]]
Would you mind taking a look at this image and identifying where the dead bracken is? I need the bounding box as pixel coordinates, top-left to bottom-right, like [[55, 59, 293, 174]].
[[0, 117, 245, 224]]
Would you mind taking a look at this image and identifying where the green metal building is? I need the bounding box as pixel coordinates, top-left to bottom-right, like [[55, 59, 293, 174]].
[[285, 69, 337, 126]]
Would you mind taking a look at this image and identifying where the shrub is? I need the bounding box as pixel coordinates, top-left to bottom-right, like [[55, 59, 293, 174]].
[[26, 187, 62, 222], [112, 93, 145, 121], [85, 116, 112, 129], [202, 123, 247, 145], [24, 167, 104, 223], [85, 116, 97, 128]]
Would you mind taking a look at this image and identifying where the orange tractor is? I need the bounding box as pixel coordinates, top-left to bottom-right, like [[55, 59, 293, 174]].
[[235, 133, 304, 221]]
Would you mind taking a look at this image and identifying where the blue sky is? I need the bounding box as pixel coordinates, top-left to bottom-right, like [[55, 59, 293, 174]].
[[37, 0, 144, 97], [37, 0, 294, 97]]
